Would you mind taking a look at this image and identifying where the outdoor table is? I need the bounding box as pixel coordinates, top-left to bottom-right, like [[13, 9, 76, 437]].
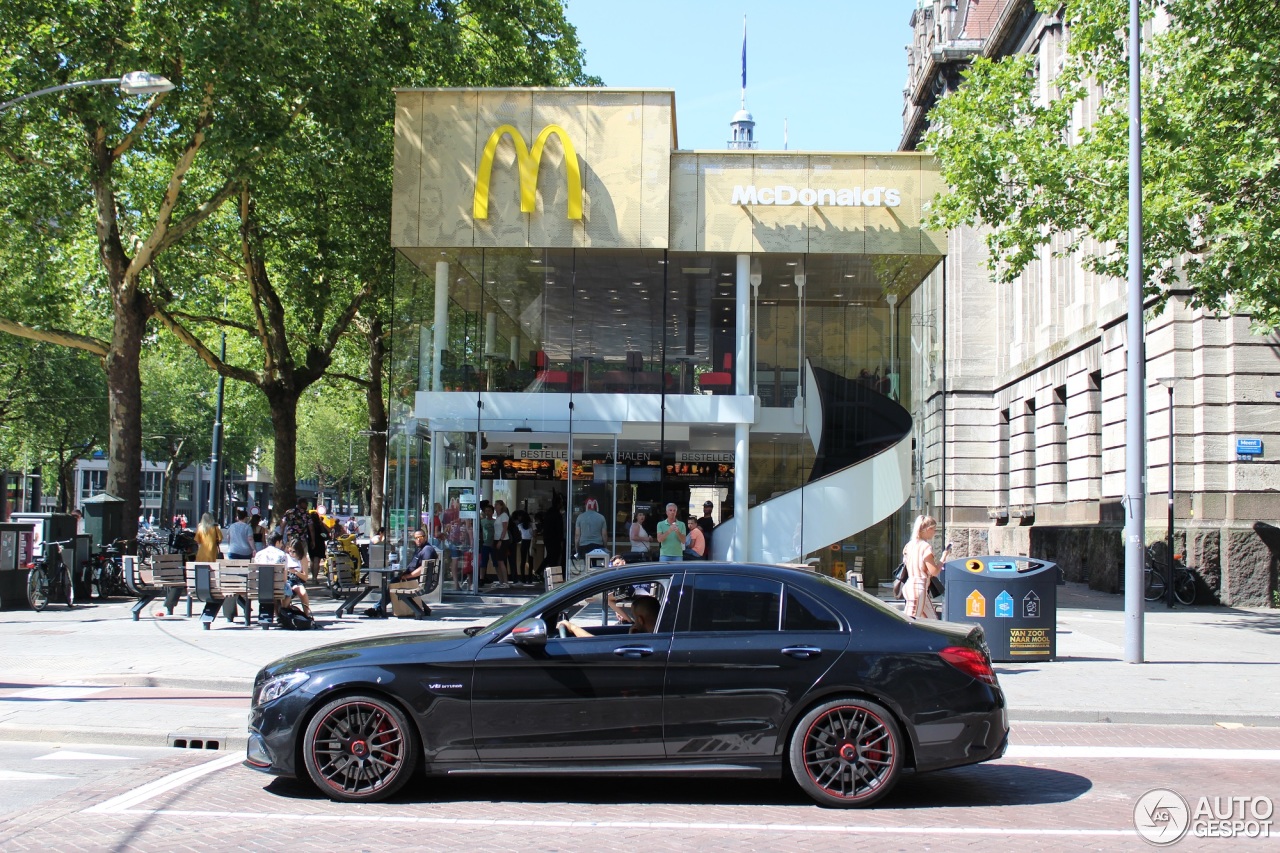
[[361, 566, 402, 618], [333, 574, 374, 618]]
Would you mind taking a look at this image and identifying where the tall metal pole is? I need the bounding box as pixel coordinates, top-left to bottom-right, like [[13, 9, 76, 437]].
[[1165, 384, 1175, 608], [1123, 0, 1147, 663], [209, 330, 226, 523]]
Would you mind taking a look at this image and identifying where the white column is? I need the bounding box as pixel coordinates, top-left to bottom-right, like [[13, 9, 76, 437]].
[[734, 253, 752, 559], [736, 254, 751, 396], [484, 311, 497, 356], [432, 261, 449, 391]]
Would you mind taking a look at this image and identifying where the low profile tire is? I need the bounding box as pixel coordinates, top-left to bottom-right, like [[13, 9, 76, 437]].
[[302, 694, 419, 803], [789, 697, 903, 808]]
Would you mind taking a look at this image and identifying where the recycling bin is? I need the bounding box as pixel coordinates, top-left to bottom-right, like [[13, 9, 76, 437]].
[[942, 555, 1057, 662]]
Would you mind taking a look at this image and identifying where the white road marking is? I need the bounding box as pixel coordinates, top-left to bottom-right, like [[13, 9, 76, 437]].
[[1006, 745, 1280, 761], [83, 753, 243, 814], [91, 810, 1141, 837], [0, 770, 71, 781], [34, 750, 132, 761], [7, 686, 110, 700]]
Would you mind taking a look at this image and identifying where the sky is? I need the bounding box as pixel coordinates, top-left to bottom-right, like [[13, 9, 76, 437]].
[[565, 0, 921, 153]]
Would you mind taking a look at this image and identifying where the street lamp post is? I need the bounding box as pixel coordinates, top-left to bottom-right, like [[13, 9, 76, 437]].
[[1123, 0, 1147, 663], [1, 72, 174, 113], [1156, 377, 1181, 608]]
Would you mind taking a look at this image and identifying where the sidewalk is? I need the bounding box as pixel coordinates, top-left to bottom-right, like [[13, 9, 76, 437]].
[[0, 582, 1276, 750]]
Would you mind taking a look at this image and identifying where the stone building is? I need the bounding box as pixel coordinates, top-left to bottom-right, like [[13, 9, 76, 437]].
[[901, 0, 1279, 606]]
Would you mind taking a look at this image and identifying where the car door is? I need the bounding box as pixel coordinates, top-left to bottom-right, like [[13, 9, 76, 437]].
[[470, 575, 674, 762], [663, 573, 848, 761]]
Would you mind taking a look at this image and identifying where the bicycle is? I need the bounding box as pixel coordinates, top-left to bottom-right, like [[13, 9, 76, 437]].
[[28, 539, 76, 611], [1143, 549, 1197, 606], [86, 539, 132, 600]]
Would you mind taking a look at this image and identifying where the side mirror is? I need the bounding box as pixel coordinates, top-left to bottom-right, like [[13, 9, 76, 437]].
[[503, 617, 548, 647]]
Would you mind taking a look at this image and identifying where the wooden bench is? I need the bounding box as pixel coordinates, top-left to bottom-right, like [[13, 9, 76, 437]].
[[124, 554, 188, 621], [188, 560, 254, 629], [331, 553, 373, 618], [387, 559, 439, 619], [251, 563, 289, 629]]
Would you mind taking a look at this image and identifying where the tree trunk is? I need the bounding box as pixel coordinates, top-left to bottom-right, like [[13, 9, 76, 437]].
[[161, 456, 187, 529], [366, 316, 389, 532], [104, 293, 146, 539], [266, 387, 301, 527], [57, 455, 76, 513]]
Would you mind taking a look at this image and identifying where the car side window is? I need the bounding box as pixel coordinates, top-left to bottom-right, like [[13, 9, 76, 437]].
[[551, 577, 671, 636], [784, 586, 842, 631], [684, 574, 782, 632]]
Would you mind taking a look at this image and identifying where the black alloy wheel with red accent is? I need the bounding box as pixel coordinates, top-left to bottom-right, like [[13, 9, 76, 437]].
[[301, 694, 419, 802], [789, 697, 903, 808]]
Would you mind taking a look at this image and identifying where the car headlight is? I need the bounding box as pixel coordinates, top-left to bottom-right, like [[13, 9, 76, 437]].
[[255, 671, 310, 706]]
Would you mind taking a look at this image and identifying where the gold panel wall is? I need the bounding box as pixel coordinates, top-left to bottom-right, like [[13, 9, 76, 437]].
[[393, 88, 674, 250], [669, 152, 944, 255]]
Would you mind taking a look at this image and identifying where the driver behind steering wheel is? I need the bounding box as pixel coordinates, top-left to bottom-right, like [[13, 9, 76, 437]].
[[558, 594, 659, 638]]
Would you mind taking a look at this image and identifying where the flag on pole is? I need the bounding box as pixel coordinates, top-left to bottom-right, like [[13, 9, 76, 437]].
[[741, 16, 747, 90]]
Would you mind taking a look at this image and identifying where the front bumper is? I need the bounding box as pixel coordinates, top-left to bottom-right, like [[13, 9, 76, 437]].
[[244, 688, 315, 778]]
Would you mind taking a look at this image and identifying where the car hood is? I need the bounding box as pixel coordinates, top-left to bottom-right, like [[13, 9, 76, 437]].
[[262, 628, 475, 676]]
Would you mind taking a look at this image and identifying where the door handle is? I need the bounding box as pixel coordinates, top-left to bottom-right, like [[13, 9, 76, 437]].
[[781, 645, 822, 659], [614, 646, 654, 658]]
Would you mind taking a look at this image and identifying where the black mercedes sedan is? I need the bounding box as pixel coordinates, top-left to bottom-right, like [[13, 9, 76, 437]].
[[246, 562, 1007, 808]]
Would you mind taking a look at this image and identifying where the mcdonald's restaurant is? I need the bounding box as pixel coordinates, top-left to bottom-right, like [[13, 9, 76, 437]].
[[389, 87, 945, 595]]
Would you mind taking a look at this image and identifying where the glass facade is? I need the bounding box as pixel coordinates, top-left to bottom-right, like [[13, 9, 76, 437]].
[[387, 247, 936, 592]]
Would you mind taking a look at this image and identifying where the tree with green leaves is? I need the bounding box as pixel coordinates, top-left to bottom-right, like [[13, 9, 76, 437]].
[[924, 0, 1280, 331], [0, 342, 108, 511], [1, 0, 595, 532], [140, 337, 269, 526]]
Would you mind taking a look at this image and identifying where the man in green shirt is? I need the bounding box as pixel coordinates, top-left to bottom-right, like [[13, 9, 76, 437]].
[[656, 502, 686, 562]]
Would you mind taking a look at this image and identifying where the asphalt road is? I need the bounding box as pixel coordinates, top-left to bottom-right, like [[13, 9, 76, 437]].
[[1, 722, 1277, 851]]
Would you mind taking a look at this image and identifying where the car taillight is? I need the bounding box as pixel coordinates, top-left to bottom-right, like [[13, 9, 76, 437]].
[[939, 646, 997, 685]]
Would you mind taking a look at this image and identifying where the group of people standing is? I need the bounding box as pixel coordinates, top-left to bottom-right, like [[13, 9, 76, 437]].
[[626, 500, 715, 562]]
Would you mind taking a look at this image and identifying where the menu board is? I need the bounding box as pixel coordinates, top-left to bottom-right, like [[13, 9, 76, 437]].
[[665, 461, 735, 480], [555, 460, 592, 481], [503, 458, 556, 479]]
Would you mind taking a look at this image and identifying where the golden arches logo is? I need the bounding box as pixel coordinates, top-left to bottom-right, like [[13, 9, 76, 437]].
[[473, 124, 583, 221]]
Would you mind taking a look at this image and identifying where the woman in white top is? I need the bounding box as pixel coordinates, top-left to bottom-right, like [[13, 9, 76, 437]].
[[629, 510, 652, 557], [901, 515, 950, 619]]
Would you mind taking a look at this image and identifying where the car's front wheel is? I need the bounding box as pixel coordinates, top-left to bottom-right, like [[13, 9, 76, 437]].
[[302, 693, 419, 803], [789, 697, 903, 808]]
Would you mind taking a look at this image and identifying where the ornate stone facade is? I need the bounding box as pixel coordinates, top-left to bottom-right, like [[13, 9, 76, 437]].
[[902, 0, 1280, 606]]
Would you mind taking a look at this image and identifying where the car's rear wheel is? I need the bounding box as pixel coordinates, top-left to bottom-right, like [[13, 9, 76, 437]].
[[789, 697, 903, 808], [302, 693, 418, 803]]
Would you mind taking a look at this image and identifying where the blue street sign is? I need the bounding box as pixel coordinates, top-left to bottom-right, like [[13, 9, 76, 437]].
[[994, 591, 1014, 618], [1236, 438, 1263, 456]]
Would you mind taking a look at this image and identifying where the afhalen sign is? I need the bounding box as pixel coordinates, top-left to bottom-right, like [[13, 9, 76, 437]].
[[473, 123, 583, 220], [731, 184, 902, 208]]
